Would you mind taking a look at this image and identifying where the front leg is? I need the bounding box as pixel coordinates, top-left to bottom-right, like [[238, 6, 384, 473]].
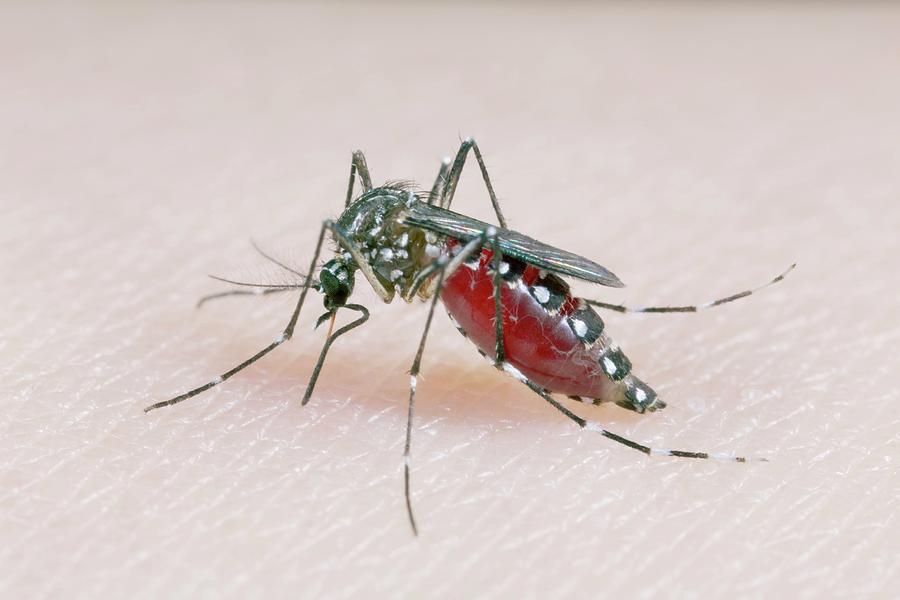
[[144, 220, 334, 412]]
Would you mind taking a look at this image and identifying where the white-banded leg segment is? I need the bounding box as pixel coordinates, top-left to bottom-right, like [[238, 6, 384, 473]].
[[436, 138, 508, 228], [586, 264, 796, 314], [144, 220, 333, 413], [497, 363, 765, 463], [402, 232, 495, 535], [345, 150, 373, 207]]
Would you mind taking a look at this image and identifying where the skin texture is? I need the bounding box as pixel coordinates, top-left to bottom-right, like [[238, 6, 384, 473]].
[[2, 3, 898, 599]]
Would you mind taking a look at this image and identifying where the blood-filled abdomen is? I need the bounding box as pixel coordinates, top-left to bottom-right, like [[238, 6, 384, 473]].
[[440, 247, 663, 413]]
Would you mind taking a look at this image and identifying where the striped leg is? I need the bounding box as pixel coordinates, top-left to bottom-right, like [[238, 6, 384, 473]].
[[403, 229, 497, 535], [586, 264, 795, 314], [145, 220, 333, 413], [500, 365, 764, 463]]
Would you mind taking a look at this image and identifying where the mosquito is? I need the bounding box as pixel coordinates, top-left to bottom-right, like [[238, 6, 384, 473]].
[[145, 138, 794, 535]]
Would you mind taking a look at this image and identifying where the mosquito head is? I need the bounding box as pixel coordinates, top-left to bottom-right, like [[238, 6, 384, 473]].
[[319, 258, 356, 310]]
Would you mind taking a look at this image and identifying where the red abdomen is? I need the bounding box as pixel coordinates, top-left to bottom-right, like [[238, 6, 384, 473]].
[[440, 247, 661, 412]]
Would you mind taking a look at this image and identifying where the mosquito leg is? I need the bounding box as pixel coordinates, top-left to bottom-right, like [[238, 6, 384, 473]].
[[435, 138, 508, 228], [489, 233, 506, 364], [144, 220, 335, 413], [586, 264, 796, 314], [498, 363, 764, 462], [427, 155, 452, 206], [403, 231, 494, 535], [302, 303, 370, 405], [345, 150, 373, 207], [403, 260, 446, 536]]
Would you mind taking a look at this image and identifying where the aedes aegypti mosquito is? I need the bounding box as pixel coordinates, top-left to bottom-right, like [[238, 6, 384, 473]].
[[145, 138, 794, 535]]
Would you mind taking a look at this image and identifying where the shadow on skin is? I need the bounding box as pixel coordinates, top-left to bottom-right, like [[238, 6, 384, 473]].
[[160, 337, 657, 429], [156, 289, 674, 429]]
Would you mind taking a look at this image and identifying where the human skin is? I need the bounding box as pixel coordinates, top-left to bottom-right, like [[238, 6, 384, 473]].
[[2, 3, 898, 599]]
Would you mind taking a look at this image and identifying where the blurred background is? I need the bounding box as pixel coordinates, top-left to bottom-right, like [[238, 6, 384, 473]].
[[1, 3, 898, 599]]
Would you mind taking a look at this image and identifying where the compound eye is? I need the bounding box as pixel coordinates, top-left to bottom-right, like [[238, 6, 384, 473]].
[[331, 281, 351, 306]]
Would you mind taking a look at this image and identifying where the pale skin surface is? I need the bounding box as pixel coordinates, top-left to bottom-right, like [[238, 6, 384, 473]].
[[2, 3, 898, 598]]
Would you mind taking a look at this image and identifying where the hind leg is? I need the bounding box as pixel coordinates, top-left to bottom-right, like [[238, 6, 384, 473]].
[[428, 138, 508, 228], [508, 370, 759, 462]]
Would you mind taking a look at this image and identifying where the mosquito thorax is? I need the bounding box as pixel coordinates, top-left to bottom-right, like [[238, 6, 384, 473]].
[[319, 258, 356, 310], [336, 186, 439, 301]]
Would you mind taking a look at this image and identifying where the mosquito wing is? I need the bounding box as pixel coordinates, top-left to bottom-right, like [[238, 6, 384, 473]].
[[403, 201, 625, 287]]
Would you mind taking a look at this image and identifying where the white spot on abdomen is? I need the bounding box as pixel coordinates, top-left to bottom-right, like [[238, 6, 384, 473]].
[[602, 356, 617, 375], [572, 318, 588, 337]]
